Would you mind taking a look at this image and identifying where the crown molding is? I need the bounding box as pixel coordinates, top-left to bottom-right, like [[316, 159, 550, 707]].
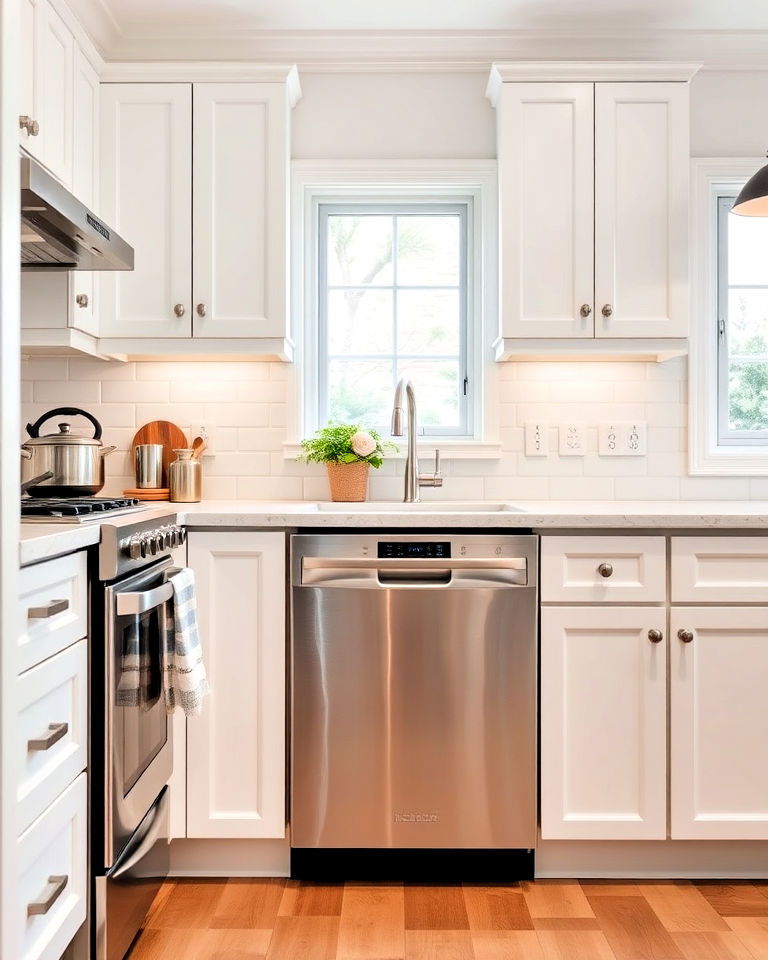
[[100, 61, 303, 102]]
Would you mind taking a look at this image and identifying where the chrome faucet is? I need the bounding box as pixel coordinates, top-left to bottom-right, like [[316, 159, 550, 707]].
[[390, 377, 443, 503]]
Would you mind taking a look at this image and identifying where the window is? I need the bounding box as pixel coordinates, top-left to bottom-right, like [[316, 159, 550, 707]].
[[717, 194, 768, 444], [316, 201, 472, 436]]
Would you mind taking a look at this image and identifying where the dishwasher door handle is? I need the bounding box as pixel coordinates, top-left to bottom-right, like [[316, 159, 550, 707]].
[[301, 556, 528, 587]]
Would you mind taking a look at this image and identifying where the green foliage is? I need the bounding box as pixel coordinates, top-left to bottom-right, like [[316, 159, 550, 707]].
[[729, 362, 768, 431], [299, 422, 396, 470]]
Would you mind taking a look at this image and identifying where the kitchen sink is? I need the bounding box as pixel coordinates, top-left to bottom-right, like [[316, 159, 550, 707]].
[[314, 501, 527, 512]]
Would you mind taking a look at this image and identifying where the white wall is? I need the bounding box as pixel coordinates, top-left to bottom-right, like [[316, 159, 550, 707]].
[[21, 69, 768, 502]]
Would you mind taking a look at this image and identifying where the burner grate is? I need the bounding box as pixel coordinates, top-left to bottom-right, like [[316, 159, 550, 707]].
[[21, 497, 142, 518]]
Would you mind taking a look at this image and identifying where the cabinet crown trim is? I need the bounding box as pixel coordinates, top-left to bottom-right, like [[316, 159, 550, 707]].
[[100, 62, 302, 104], [486, 61, 702, 103]]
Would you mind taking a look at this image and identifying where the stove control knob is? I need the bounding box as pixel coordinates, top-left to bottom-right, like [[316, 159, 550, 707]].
[[156, 528, 168, 551], [161, 529, 171, 550], [139, 536, 149, 559], [147, 534, 159, 556], [179, 526, 187, 546], [128, 537, 142, 560], [170, 526, 180, 549]]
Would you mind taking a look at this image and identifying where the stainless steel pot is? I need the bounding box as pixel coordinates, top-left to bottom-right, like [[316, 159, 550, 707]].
[[21, 407, 116, 497]]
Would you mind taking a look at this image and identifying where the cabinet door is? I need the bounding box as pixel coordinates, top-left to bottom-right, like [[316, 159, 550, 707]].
[[496, 82, 594, 339], [19, 0, 43, 160], [38, 1, 74, 185], [99, 84, 192, 338], [70, 46, 99, 336], [541, 606, 667, 839], [186, 531, 285, 839], [192, 83, 289, 339], [595, 82, 688, 338], [671, 607, 768, 839]]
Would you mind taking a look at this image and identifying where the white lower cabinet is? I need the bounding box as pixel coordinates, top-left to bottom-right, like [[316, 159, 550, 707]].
[[670, 606, 768, 839], [540, 606, 667, 839], [186, 531, 286, 839]]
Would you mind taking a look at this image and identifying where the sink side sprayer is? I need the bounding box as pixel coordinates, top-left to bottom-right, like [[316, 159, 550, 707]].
[[390, 377, 443, 503]]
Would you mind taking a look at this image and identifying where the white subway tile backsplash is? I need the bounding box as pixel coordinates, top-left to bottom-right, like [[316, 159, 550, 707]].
[[614, 477, 682, 500], [33, 380, 100, 403], [103, 380, 169, 403]]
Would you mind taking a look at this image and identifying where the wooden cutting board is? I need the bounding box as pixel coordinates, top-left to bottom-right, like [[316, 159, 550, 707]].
[[130, 421, 188, 487]]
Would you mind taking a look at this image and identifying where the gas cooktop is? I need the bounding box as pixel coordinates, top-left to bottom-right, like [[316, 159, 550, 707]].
[[21, 497, 146, 523]]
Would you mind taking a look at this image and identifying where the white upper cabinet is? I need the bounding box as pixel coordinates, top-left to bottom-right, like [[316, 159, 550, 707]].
[[193, 83, 290, 339], [38, 2, 74, 185], [488, 63, 697, 358], [99, 84, 193, 338], [595, 83, 689, 339], [19, 0, 43, 160], [670, 606, 768, 840], [496, 83, 595, 339]]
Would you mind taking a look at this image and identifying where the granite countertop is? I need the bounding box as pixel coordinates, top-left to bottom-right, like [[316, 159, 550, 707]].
[[19, 499, 768, 566]]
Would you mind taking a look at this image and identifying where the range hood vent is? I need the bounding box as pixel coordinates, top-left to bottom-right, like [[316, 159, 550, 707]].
[[20, 155, 134, 271]]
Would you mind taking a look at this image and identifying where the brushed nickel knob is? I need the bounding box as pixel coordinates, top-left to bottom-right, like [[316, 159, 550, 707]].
[[196, 303, 207, 318], [75, 294, 89, 308], [173, 303, 185, 317], [580, 304, 592, 318], [598, 562, 613, 578], [648, 629, 663, 643], [678, 629, 694, 643], [602, 304, 613, 318], [19, 115, 39, 136]]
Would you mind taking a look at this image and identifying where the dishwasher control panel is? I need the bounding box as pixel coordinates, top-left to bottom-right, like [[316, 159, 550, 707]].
[[378, 541, 450, 559]]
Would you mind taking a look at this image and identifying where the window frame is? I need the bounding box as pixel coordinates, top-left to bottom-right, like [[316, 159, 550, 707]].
[[690, 158, 768, 476], [316, 199, 472, 438], [288, 160, 501, 458]]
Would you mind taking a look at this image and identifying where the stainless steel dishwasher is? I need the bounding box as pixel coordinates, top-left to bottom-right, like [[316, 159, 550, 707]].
[[291, 532, 538, 880]]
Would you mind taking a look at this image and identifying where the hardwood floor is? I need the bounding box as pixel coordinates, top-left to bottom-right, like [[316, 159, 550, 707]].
[[127, 879, 768, 960]]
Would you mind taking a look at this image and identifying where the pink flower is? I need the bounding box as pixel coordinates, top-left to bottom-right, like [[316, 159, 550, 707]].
[[351, 430, 376, 457]]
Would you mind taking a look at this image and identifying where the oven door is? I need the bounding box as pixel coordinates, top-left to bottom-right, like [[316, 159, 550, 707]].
[[105, 559, 176, 866]]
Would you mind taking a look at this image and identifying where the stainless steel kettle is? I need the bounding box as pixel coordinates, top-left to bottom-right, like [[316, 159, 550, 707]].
[[21, 406, 116, 498]]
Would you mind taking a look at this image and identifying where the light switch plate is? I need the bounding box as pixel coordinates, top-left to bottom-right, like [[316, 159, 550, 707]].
[[558, 423, 585, 456], [525, 422, 549, 456], [599, 421, 647, 456]]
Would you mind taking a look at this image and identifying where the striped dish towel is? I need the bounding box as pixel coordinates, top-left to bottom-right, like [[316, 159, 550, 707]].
[[115, 619, 147, 707], [161, 567, 210, 716]]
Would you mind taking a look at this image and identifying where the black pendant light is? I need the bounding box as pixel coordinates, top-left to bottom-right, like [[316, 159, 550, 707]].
[[733, 154, 768, 216]]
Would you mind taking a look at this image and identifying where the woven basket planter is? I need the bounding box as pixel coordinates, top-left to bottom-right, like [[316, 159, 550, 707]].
[[326, 461, 370, 502]]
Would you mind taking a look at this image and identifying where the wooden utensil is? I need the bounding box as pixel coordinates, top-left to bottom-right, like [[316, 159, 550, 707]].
[[191, 436, 207, 460], [130, 421, 187, 487]]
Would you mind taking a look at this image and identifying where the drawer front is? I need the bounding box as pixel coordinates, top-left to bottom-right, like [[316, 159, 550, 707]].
[[18, 553, 87, 674], [672, 536, 768, 603], [541, 536, 667, 603], [16, 640, 87, 833], [16, 774, 87, 960]]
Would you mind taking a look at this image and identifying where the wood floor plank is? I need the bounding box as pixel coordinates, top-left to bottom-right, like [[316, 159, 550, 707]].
[[404, 930, 474, 960], [277, 881, 300, 917], [294, 884, 345, 917], [695, 884, 768, 918], [336, 883, 405, 960], [147, 879, 226, 929], [724, 917, 768, 959], [522, 881, 595, 920], [195, 929, 273, 959], [463, 885, 535, 931], [471, 931, 545, 960], [127, 929, 200, 960], [640, 882, 730, 933], [145, 882, 177, 927], [580, 882, 645, 897], [404, 885, 470, 931], [587, 895, 685, 960], [671, 932, 758, 960], [265, 917, 340, 960], [533, 918, 601, 931], [536, 930, 618, 960], [211, 879, 287, 929]]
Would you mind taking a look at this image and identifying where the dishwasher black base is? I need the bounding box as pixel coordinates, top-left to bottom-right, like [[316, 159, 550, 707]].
[[290, 847, 535, 882]]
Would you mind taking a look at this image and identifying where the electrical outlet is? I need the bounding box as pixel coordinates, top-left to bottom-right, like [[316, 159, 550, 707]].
[[599, 421, 647, 456], [189, 421, 216, 457], [525, 422, 549, 456], [558, 423, 585, 456]]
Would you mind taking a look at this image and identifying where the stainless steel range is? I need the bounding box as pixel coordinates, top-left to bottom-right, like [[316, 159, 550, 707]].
[[91, 512, 187, 960]]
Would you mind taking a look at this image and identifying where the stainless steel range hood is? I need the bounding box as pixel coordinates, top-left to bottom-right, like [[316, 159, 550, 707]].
[[20, 155, 134, 271]]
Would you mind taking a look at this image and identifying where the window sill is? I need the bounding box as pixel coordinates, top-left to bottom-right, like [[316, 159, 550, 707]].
[[689, 445, 768, 477], [283, 441, 503, 461]]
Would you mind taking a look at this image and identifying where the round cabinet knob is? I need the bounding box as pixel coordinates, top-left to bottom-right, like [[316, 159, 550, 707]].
[[602, 304, 613, 318], [196, 303, 207, 318], [173, 304, 185, 317], [648, 629, 663, 643], [75, 294, 89, 308], [678, 629, 694, 643], [597, 562, 614, 578], [579, 304, 592, 318]]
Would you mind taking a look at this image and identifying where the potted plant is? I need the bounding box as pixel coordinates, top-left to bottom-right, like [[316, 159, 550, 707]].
[[300, 423, 396, 502]]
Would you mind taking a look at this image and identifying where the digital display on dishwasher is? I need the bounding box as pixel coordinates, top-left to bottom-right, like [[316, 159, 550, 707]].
[[377, 541, 451, 559]]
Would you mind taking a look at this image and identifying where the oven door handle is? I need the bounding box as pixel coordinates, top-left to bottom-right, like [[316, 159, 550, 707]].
[[108, 787, 168, 881], [115, 568, 183, 616]]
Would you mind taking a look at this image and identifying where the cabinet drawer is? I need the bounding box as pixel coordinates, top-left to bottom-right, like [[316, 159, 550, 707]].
[[16, 774, 87, 960], [672, 537, 768, 603], [16, 640, 87, 833], [18, 553, 87, 674], [541, 536, 666, 602]]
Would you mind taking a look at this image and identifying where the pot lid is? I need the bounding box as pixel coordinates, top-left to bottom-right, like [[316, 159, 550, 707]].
[[23, 422, 102, 446]]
